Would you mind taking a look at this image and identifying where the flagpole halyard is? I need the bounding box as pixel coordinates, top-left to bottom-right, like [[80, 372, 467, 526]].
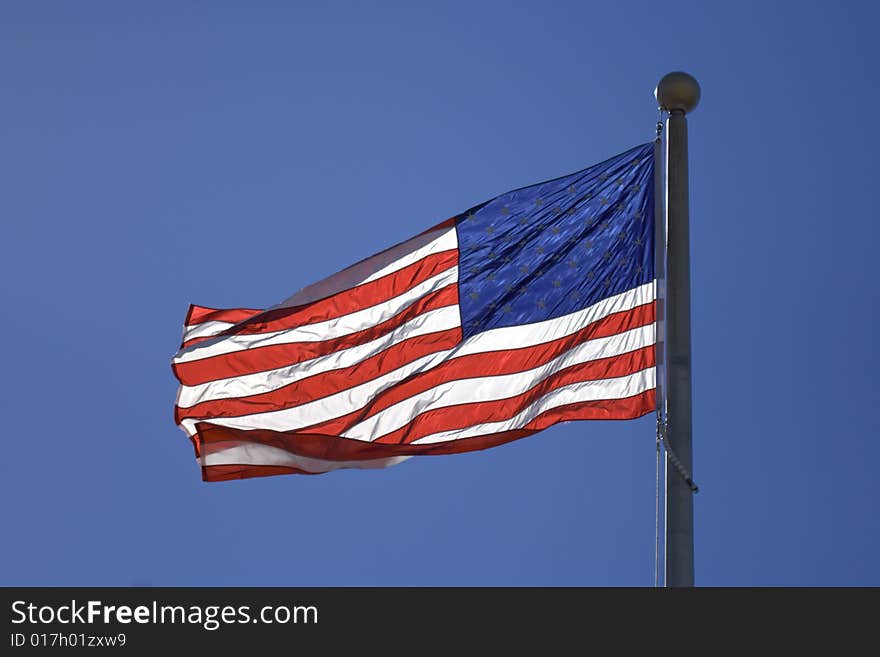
[[652, 120, 666, 588], [655, 71, 700, 587]]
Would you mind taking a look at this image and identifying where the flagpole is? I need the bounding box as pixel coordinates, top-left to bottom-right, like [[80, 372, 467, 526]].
[[655, 72, 700, 587]]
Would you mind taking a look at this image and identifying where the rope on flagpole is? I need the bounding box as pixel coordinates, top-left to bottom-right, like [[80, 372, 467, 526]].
[[653, 110, 665, 588], [655, 415, 662, 587], [659, 419, 699, 493], [652, 103, 696, 587]]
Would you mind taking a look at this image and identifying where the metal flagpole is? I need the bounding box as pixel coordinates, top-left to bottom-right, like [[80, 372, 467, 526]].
[[655, 71, 700, 587]]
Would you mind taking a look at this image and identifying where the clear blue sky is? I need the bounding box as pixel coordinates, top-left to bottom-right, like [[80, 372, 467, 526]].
[[2, 1, 877, 586]]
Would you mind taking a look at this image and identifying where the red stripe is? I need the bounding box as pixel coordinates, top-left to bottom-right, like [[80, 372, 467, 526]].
[[181, 307, 266, 349], [423, 217, 456, 232], [195, 389, 655, 480], [174, 327, 462, 424], [173, 282, 460, 386], [204, 250, 457, 339], [201, 464, 318, 481], [371, 346, 654, 445], [181, 335, 217, 348], [185, 305, 263, 327], [300, 301, 654, 436]]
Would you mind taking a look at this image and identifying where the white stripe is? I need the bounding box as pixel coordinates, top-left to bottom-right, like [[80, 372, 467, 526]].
[[179, 283, 654, 436], [341, 323, 654, 441], [179, 346, 454, 436], [176, 305, 461, 408], [183, 320, 236, 343], [173, 266, 458, 365], [202, 442, 411, 473], [278, 225, 457, 308], [456, 282, 654, 357], [412, 367, 655, 445]]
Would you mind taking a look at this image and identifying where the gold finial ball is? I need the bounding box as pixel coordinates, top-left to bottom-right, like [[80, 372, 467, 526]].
[[655, 72, 701, 114]]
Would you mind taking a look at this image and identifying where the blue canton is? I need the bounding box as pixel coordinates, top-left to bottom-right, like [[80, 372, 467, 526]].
[[455, 142, 654, 339]]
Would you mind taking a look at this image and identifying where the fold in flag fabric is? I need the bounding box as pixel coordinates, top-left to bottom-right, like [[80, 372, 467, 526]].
[[172, 142, 657, 481]]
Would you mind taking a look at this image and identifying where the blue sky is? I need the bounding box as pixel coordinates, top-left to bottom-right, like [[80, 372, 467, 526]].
[[1, 1, 877, 586]]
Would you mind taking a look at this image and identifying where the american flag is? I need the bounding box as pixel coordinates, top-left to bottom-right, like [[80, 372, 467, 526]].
[[172, 142, 657, 481]]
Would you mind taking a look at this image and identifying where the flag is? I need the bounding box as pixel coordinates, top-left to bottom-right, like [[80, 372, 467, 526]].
[[172, 142, 656, 481]]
